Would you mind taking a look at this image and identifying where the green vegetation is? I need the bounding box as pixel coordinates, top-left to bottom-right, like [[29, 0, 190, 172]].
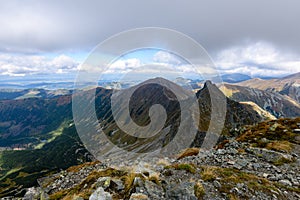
[[165, 163, 197, 174], [0, 95, 73, 147], [0, 124, 91, 198]]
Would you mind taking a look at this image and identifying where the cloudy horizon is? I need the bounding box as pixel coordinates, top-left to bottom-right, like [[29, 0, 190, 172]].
[[1, 0, 300, 78]]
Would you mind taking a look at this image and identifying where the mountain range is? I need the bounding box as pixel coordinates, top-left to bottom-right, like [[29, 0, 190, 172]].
[[218, 72, 300, 118], [0, 72, 299, 198], [0, 77, 265, 197]]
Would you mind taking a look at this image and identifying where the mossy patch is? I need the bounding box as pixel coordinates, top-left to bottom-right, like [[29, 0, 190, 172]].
[[165, 163, 197, 174]]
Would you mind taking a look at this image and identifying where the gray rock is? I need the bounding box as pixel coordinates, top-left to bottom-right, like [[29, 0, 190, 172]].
[[252, 163, 261, 171], [23, 187, 41, 200], [96, 177, 111, 189], [111, 179, 125, 191], [227, 148, 238, 155], [227, 160, 235, 165], [230, 187, 242, 195], [278, 179, 292, 187], [145, 180, 164, 199], [262, 173, 269, 178], [89, 187, 112, 200], [134, 177, 144, 187], [166, 182, 197, 200], [216, 149, 226, 155], [233, 159, 248, 169], [268, 175, 278, 181], [249, 147, 293, 163], [293, 129, 300, 133], [213, 180, 222, 188]]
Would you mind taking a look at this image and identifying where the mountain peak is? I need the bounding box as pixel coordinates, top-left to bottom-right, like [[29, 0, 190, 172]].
[[203, 80, 213, 87], [197, 80, 225, 99]]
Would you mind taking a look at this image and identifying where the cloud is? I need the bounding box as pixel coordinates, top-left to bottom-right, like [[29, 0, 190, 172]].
[[215, 42, 300, 77], [0, 1, 300, 77], [1, 0, 300, 56], [104, 58, 141, 74], [0, 54, 78, 76], [153, 51, 182, 65]]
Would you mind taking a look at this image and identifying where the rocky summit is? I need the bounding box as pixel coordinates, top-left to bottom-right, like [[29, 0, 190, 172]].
[[10, 118, 300, 200]]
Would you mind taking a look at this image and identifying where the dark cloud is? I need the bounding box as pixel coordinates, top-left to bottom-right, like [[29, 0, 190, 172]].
[[0, 0, 300, 54]]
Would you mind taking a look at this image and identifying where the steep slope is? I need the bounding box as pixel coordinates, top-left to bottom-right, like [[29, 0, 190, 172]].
[[219, 84, 300, 118], [240, 101, 276, 120], [237, 72, 300, 103], [193, 81, 263, 147], [90, 79, 263, 154]]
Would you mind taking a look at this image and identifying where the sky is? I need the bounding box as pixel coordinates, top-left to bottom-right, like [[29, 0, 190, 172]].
[[0, 0, 300, 79]]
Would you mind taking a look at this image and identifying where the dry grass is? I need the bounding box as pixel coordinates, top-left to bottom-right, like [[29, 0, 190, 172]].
[[194, 182, 205, 199], [66, 161, 101, 173], [266, 140, 293, 153], [148, 173, 160, 185], [177, 148, 200, 160], [228, 194, 240, 200], [201, 166, 218, 181], [236, 118, 300, 152], [156, 158, 170, 166], [121, 172, 136, 195]]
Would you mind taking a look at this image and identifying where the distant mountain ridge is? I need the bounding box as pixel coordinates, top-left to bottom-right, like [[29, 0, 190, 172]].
[[219, 84, 300, 118], [236, 72, 300, 104], [220, 73, 252, 83], [0, 88, 72, 100]]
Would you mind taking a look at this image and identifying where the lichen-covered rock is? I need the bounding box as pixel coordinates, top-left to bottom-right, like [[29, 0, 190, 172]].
[[89, 187, 112, 200]]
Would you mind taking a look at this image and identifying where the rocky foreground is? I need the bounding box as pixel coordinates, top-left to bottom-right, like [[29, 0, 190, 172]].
[[5, 118, 300, 200]]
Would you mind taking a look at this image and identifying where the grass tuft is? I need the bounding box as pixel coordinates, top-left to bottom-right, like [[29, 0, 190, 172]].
[[148, 173, 160, 185], [194, 182, 205, 199], [177, 148, 200, 160]]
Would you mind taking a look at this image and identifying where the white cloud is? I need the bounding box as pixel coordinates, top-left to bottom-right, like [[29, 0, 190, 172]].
[[153, 51, 182, 65], [215, 42, 300, 76], [103, 58, 141, 74], [0, 54, 78, 76]]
